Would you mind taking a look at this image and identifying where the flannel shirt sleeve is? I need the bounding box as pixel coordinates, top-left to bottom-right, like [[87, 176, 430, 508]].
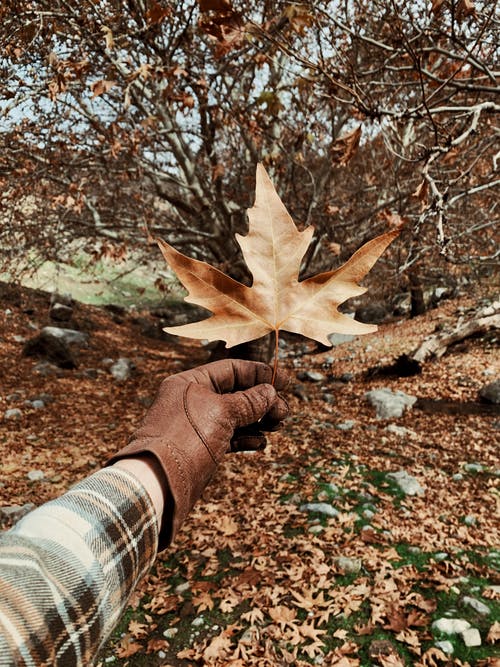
[[0, 467, 159, 666]]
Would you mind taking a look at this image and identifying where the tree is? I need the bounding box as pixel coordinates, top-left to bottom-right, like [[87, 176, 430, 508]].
[[0, 0, 497, 301]]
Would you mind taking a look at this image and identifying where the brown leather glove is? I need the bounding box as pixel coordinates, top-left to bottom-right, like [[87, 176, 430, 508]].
[[107, 360, 289, 549]]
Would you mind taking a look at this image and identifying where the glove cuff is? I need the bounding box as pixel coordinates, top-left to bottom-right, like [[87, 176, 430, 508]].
[[106, 436, 216, 550]]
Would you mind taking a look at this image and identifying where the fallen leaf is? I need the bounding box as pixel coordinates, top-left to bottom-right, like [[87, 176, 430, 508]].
[[158, 164, 400, 349], [486, 620, 500, 643], [115, 634, 143, 658]]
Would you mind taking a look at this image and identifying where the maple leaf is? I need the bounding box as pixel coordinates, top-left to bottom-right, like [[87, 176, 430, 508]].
[[158, 164, 400, 355]]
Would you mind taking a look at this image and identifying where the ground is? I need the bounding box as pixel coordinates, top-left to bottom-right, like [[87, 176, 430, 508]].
[[0, 282, 498, 667]]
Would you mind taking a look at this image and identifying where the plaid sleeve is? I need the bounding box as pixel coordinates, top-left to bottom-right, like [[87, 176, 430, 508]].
[[0, 467, 158, 666]]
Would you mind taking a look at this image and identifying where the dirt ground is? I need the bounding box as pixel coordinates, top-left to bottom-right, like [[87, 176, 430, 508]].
[[0, 282, 498, 666]]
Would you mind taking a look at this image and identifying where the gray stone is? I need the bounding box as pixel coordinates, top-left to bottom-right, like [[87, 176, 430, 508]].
[[308, 525, 324, 534], [434, 640, 454, 655], [364, 388, 417, 419], [33, 361, 61, 376], [0, 503, 35, 523], [300, 503, 339, 518], [387, 470, 425, 496], [464, 463, 484, 473], [4, 408, 22, 420], [464, 515, 477, 526], [479, 379, 500, 404], [41, 326, 88, 347], [297, 370, 326, 383], [461, 628, 481, 647], [27, 470, 45, 482], [110, 358, 134, 382], [340, 372, 354, 383], [362, 509, 375, 520], [434, 552, 448, 562], [335, 420, 356, 431], [462, 596, 490, 615], [336, 556, 362, 573], [49, 303, 73, 322], [386, 424, 417, 438], [452, 473, 463, 481], [322, 393, 336, 405], [432, 618, 470, 634], [174, 581, 190, 594], [6, 393, 22, 402], [192, 616, 205, 627], [328, 332, 356, 347], [163, 628, 178, 639], [31, 400, 45, 410]]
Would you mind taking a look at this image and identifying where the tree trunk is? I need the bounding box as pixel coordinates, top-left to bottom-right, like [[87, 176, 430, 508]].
[[409, 270, 426, 317], [209, 334, 274, 364]]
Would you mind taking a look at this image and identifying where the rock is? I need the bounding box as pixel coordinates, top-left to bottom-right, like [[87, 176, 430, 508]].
[[432, 618, 470, 634], [24, 334, 75, 368], [163, 628, 178, 639], [4, 408, 22, 420], [340, 372, 354, 383], [0, 503, 35, 523], [462, 596, 490, 615], [297, 370, 326, 382], [461, 628, 481, 647], [335, 420, 356, 431], [387, 470, 425, 496], [386, 424, 417, 438], [463, 463, 484, 473], [27, 470, 44, 482], [479, 379, 500, 404], [364, 388, 417, 419], [110, 358, 134, 382], [33, 361, 63, 376], [31, 400, 45, 410], [328, 332, 356, 346], [309, 525, 324, 534], [292, 384, 309, 401], [41, 327, 88, 347], [6, 393, 22, 402], [49, 303, 73, 322], [452, 473, 463, 481], [355, 302, 389, 324], [174, 581, 190, 595], [299, 503, 339, 518], [434, 640, 454, 655], [464, 515, 477, 526], [336, 556, 362, 573], [322, 393, 336, 405], [362, 509, 375, 520], [23, 327, 88, 369]]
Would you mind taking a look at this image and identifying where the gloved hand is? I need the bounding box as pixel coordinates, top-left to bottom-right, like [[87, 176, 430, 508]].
[[107, 360, 289, 549]]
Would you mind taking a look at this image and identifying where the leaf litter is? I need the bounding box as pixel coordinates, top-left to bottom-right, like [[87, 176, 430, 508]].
[[0, 282, 498, 666]]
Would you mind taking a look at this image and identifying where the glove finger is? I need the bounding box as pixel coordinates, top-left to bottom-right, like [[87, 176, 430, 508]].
[[231, 427, 267, 452], [197, 359, 290, 394], [224, 383, 278, 429], [261, 394, 289, 429]]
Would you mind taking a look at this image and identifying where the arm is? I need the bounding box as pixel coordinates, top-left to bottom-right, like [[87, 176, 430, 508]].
[[0, 360, 288, 666]]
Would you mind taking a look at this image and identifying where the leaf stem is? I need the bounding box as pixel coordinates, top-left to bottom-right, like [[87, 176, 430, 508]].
[[271, 328, 280, 386]]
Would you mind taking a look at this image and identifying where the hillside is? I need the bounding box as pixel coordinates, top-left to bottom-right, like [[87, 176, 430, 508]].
[[0, 282, 498, 667]]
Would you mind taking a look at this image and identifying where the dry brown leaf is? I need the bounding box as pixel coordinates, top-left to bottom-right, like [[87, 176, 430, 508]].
[[90, 79, 116, 98], [332, 126, 363, 165], [158, 164, 400, 349], [486, 620, 500, 644], [115, 634, 143, 658]]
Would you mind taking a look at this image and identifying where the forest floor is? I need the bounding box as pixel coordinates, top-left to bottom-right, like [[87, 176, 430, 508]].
[[0, 282, 498, 667]]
